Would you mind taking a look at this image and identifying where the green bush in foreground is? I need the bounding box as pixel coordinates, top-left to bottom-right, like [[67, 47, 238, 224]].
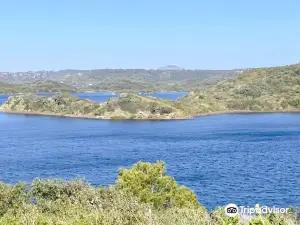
[[0, 161, 298, 225], [116, 161, 201, 209]]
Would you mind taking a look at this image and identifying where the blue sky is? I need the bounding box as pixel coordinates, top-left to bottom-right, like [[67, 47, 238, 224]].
[[1, 0, 300, 71]]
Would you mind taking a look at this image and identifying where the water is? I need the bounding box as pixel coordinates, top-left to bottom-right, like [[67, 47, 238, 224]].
[[0, 95, 9, 105], [0, 93, 299, 210], [0, 92, 188, 105]]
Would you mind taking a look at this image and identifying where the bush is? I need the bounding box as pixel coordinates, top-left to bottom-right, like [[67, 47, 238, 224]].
[[288, 98, 300, 108], [0, 182, 27, 216], [210, 207, 239, 225], [30, 178, 89, 202], [248, 212, 297, 225], [116, 161, 202, 209]]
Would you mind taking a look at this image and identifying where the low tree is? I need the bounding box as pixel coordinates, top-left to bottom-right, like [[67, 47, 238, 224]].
[[116, 161, 203, 210]]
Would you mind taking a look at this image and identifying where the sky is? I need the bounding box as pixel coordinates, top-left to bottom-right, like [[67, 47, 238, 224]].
[[0, 0, 300, 71]]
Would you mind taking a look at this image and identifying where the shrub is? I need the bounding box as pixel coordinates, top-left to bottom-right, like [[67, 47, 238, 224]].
[[210, 207, 239, 225], [29, 178, 89, 202], [288, 98, 300, 108], [0, 182, 27, 216], [248, 212, 296, 225]]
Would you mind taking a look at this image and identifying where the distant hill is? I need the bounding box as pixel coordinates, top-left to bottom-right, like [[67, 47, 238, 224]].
[[0, 80, 78, 94], [57, 69, 239, 93], [158, 65, 184, 71], [0, 69, 239, 93]]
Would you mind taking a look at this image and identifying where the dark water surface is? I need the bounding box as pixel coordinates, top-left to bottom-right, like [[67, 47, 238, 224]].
[[0, 93, 299, 209]]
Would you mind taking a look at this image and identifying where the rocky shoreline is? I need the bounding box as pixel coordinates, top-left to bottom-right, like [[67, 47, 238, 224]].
[[0, 109, 192, 120]]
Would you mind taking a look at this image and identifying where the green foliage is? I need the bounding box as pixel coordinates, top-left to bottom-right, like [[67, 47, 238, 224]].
[[1, 93, 191, 119], [0, 182, 27, 216], [181, 63, 300, 114], [248, 212, 292, 225], [0, 68, 238, 94], [0, 80, 77, 94], [210, 207, 239, 225], [30, 178, 89, 201], [117, 161, 202, 209], [288, 98, 300, 108], [55, 69, 237, 93], [0, 161, 298, 224]]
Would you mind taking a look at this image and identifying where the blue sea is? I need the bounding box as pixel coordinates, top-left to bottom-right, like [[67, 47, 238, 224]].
[[0, 92, 299, 210]]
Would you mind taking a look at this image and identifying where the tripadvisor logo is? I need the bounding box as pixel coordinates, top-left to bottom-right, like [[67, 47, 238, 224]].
[[225, 203, 239, 217], [224, 203, 290, 217]]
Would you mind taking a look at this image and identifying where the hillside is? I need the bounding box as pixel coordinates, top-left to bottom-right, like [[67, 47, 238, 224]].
[[0, 82, 22, 94], [0, 69, 239, 93], [158, 65, 184, 70], [180, 63, 300, 114], [0, 93, 192, 119], [60, 69, 238, 92], [0, 80, 78, 94], [2, 64, 300, 118]]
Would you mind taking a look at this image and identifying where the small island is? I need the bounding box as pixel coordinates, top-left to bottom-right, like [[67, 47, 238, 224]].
[[0, 93, 193, 120]]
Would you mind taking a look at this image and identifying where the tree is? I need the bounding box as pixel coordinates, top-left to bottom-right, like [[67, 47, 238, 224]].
[[116, 161, 203, 209]]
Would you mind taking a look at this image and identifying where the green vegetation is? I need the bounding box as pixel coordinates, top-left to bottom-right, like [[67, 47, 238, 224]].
[[77, 69, 237, 93], [0, 93, 192, 119], [116, 161, 201, 209], [1, 64, 299, 96], [0, 68, 239, 93], [36, 68, 237, 93], [0, 161, 298, 225], [1, 64, 300, 119], [0, 80, 78, 94], [180, 63, 300, 114], [88, 77, 158, 93]]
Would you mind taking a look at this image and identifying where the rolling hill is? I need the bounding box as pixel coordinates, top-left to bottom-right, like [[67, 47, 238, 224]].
[[0, 80, 78, 94], [180, 63, 300, 114], [0, 69, 239, 93]]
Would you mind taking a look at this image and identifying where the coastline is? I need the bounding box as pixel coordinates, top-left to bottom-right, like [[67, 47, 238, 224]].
[[0, 110, 191, 120], [1, 109, 300, 120], [194, 109, 300, 117]]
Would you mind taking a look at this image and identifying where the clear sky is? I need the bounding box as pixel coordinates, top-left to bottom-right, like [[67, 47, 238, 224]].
[[1, 0, 300, 71]]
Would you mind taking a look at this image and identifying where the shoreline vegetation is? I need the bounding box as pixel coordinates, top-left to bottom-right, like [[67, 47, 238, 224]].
[[1, 161, 299, 225], [1, 106, 300, 120], [1, 63, 300, 120], [0, 93, 193, 120]]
